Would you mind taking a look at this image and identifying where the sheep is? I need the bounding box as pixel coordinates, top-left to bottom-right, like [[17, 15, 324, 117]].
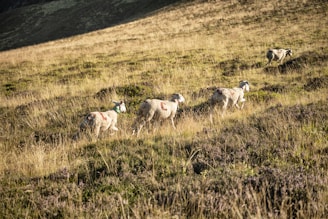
[[266, 48, 292, 66], [80, 101, 126, 138], [210, 80, 250, 121], [132, 93, 185, 136]]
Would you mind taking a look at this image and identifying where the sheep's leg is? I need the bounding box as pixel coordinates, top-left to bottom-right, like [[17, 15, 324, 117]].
[[132, 119, 142, 136], [143, 111, 155, 134], [238, 93, 246, 109], [222, 99, 229, 116], [132, 118, 140, 135], [136, 120, 146, 137], [109, 124, 118, 136], [110, 121, 119, 131], [103, 123, 111, 132], [132, 117, 147, 136], [132, 115, 145, 136], [233, 95, 245, 110], [108, 127, 118, 136], [209, 107, 214, 124], [234, 99, 246, 110], [234, 102, 241, 110], [240, 99, 246, 109], [240, 102, 245, 110], [278, 54, 287, 64], [111, 126, 118, 131], [209, 100, 216, 124], [134, 111, 155, 137], [94, 125, 101, 139], [170, 117, 176, 129], [210, 103, 218, 124], [136, 116, 151, 137]]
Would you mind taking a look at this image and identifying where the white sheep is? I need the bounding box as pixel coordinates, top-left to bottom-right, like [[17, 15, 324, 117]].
[[210, 80, 250, 120], [266, 48, 292, 66], [80, 101, 126, 138], [132, 93, 185, 136]]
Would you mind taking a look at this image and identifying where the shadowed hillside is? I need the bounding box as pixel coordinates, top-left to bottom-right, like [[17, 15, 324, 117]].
[[0, 0, 55, 13], [0, 0, 181, 51]]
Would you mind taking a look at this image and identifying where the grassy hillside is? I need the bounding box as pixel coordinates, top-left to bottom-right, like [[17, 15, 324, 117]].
[[0, 0, 327, 218], [0, 0, 180, 51]]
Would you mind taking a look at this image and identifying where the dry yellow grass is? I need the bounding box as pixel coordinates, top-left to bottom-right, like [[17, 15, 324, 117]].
[[0, 0, 326, 172]]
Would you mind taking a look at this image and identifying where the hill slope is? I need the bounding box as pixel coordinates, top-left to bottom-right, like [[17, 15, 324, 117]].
[[0, 0, 327, 218], [0, 0, 180, 51]]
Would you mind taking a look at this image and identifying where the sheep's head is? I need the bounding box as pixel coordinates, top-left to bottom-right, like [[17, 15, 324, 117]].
[[113, 100, 127, 113], [286, 49, 293, 56], [240, 80, 250, 92], [171, 93, 185, 103]]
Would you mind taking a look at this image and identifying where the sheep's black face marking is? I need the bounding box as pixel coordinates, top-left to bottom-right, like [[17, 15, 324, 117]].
[[113, 101, 127, 113], [216, 89, 223, 95], [171, 93, 185, 103], [286, 49, 292, 56]]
